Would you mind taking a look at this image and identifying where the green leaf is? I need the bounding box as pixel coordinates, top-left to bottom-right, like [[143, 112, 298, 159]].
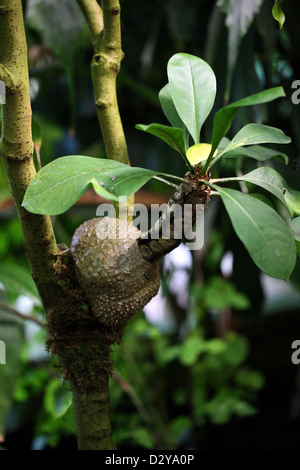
[[272, 0, 285, 30], [291, 216, 300, 241], [90, 178, 119, 203], [179, 336, 207, 366], [284, 188, 300, 218], [159, 84, 184, 129], [167, 53, 216, 144], [205, 389, 238, 424], [0, 264, 41, 306], [217, 186, 297, 280], [135, 123, 186, 157], [291, 217, 300, 257], [22, 156, 168, 215], [203, 276, 250, 311], [249, 193, 274, 209], [210, 87, 286, 157], [236, 370, 265, 390], [186, 143, 212, 166], [223, 333, 249, 366], [219, 137, 288, 164], [233, 401, 258, 418], [43, 380, 72, 419], [32, 116, 42, 147], [205, 339, 227, 355], [217, 167, 300, 217], [221, 123, 291, 154], [220, 167, 289, 208]]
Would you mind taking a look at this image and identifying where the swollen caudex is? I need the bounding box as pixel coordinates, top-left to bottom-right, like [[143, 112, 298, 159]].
[[71, 217, 160, 327]]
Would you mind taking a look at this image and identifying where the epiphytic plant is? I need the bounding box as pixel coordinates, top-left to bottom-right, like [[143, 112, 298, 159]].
[[24, 53, 299, 282]]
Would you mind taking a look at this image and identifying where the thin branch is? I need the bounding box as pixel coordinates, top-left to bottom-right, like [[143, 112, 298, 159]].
[[0, 301, 46, 329], [76, 0, 103, 44], [152, 176, 179, 190], [112, 371, 151, 425], [138, 176, 211, 262]]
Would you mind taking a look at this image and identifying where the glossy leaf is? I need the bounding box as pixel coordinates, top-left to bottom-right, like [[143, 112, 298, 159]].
[[217, 167, 289, 209], [238, 167, 287, 207], [186, 144, 212, 166], [167, 53, 216, 144], [23, 156, 164, 215], [218, 167, 300, 218], [90, 178, 119, 203], [136, 123, 186, 157], [219, 137, 288, 164], [210, 87, 286, 157], [217, 186, 296, 280]]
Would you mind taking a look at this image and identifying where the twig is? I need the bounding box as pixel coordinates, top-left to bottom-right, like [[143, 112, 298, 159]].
[[112, 370, 151, 424], [0, 301, 46, 329], [76, 0, 103, 43]]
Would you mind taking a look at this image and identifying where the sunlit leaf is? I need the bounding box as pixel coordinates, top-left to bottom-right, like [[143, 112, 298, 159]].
[[136, 123, 186, 157], [186, 144, 213, 166], [272, 0, 285, 30]]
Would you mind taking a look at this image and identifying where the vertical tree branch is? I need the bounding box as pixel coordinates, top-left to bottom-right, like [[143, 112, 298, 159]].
[[73, 382, 113, 450], [0, 0, 60, 304], [78, 0, 130, 165]]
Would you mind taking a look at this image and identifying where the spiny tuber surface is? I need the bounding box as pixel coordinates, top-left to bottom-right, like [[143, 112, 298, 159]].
[[71, 217, 160, 327]]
